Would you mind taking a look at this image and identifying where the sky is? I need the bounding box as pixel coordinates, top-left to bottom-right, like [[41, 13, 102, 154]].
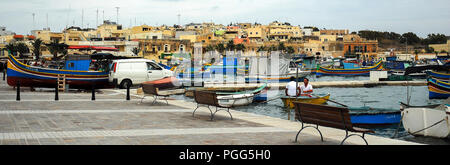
[[0, 0, 449, 38]]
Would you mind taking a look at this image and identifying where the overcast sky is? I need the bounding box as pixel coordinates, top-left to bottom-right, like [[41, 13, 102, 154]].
[[0, 0, 449, 38]]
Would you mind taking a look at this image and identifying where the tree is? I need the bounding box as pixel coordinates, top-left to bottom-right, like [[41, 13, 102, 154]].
[[425, 46, 435, 53], [132, 47, 141, 56], [235, 44, 245, 52], [205, 45, 215, 52], [277, 42, 286, 53], [257, 46, 266, 52], [422, 33, 447, 45], [226, 40, 235, 51], [286, 46, 295, 54], [5, 43, 17, 56], [400, 32, 421, 45], [16, 43, 30, 58], [46, 41, 68, 60], [32, 39, 43, 60], [215, 43, 225, 55]]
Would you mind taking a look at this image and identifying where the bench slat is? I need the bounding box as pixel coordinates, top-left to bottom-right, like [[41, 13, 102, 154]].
[[293, 102, 358, 132]]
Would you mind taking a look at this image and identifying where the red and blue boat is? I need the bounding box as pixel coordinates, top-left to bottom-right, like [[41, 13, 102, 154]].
[[6, 54, 110, 89], [316, 61, 383, 76]]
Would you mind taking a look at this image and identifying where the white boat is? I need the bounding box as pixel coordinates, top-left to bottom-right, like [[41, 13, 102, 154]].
[[401, 104, 450, 138], [217, 93, 254, 107]]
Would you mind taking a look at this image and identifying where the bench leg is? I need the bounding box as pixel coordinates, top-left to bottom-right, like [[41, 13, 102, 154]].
[[192, 104, 213, 120], [295, 124, 323, 143], [340, 132, 368, 145], [211, 107, 233, 121], [152, 95, 158, 104], [140, 96, 146, 103]]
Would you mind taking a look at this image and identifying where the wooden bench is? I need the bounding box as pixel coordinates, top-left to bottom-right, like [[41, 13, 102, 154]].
[[293, 102, 374, 145], [192, 90, 233, 121], [140, 83, 185, 105]]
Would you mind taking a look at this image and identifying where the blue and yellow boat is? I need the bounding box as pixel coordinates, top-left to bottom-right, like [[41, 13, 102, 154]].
[[428, 77, 450, 99], [316, 61, 384, 76], [6, 54, 110, 89]]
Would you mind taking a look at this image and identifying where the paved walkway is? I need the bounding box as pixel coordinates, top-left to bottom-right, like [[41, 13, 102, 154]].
[[0, 72, 421, 145]]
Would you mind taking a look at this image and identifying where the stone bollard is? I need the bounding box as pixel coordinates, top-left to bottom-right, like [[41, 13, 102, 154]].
[[55, 81, 59, 101], [16, 80, 20, 101], [126, 83, 130, 100], [91, 85, 96, 101]]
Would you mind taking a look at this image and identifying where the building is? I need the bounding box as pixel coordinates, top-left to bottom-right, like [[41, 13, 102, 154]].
[[343, 34, 378, 59], [0, 27, 15, 36], [320, 29, 349, 36], [429, 40, 450, 53]]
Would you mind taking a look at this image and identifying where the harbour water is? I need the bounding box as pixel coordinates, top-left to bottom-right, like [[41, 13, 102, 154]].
[[176, 75, 450, 145]]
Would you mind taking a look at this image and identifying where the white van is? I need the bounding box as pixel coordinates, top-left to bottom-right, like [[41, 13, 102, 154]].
[[108, 59, 174, 88]]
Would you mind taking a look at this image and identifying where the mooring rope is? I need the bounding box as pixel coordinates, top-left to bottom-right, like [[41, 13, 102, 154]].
[[393, 117, 447, 138]]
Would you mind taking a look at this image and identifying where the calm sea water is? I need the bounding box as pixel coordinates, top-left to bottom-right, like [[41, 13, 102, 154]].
[[175, 75, 450, 145]]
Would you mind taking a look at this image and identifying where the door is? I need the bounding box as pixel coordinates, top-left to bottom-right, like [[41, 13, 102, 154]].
[[131, 62, 148, 84], [146, 62, 164, 81]]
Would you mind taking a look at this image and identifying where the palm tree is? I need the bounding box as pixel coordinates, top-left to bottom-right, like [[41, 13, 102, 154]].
[[205, 44, 215, 52], [16, 43, 30, 59], [268, 45, 277, 53], [215, 43, 225, 55], [286, 46, 295, 54], [132, 47, 141, 56], [5, 43, 17, 56], [226, 40, 235, 51], [277, 42, 286, 53], [257, 46, 266, 52], [46, 41, 68, 60], [32, 39, 43, 60], [235, 44, 245, 52]]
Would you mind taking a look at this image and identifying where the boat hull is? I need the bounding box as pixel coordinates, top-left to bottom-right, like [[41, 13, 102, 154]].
[[6, 55, 110, 89], [142, 77, 181, 90], [281, 94, 330, 109], [402, 107, 450, 138], [428, 78, 450, 99], [217, 94, 254, 107], [350, 111, 401, 126], [316, 61, 383, 76]]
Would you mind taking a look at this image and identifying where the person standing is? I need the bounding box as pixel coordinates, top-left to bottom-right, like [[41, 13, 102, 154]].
[[285, 77, 300, 97]]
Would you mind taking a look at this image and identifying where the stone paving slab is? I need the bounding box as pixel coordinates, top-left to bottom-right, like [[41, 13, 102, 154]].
[[0, 111, 267, 133]]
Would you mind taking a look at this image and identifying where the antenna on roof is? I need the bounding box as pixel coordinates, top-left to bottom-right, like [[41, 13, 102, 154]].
[[32, 13, 35, 30], [115, 7, 120, 24]]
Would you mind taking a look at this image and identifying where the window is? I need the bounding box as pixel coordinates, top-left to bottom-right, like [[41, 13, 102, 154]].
[[256, 32, 258, 35], [147, 62, 162, 70], [250, 32, 253, 35]]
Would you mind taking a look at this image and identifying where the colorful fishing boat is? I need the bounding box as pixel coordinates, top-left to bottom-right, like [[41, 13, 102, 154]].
[[281, 94, 330, 109], [6, 54, 110, 89], [428, 70, 450, 82], [316, 61, 383, 76], [428, 78, 450, 99]]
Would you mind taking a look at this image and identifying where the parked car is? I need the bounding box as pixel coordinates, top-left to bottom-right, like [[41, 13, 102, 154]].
[[109, 59, 174, 88]]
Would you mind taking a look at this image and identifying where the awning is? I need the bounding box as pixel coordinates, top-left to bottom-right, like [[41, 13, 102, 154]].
[[68, 45, 119, 51]]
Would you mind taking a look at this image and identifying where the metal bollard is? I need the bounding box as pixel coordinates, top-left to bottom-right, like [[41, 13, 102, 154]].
[[16, 80, 20, 101], [3, 70, 5, 81], [126, 83, 130, 100], [91, 85, 96, 101], [55, 82, 59, 101]]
